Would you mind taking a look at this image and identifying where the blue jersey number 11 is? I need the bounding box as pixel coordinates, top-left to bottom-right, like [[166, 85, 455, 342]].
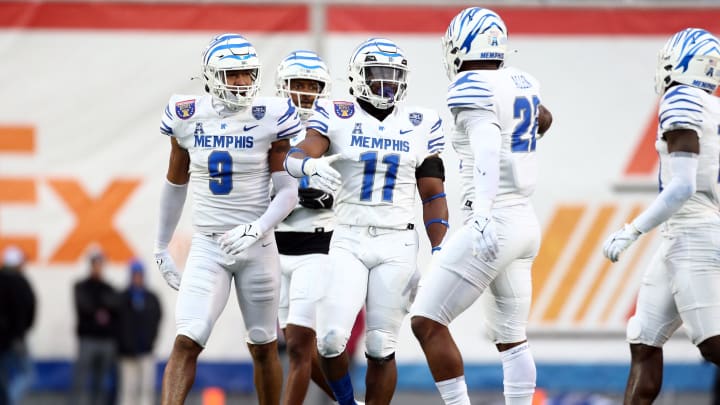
[[359, 151, 400, 202]]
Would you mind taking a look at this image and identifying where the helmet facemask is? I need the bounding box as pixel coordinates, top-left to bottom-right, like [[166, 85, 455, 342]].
[[205, 67, 260, 110], [350, 51, 409, 110], [275, 50, 332, 120], [278, 78, 328, 120]]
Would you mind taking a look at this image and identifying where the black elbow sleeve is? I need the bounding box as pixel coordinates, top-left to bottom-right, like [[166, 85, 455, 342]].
[[415, 155, 445, 181]]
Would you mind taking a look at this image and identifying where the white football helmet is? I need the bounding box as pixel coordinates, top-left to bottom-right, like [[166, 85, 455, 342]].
[[276, 50, 331, 120], [442, 7, 508, 80], [201, 33, 261, 109], [655, 28, 720, 94], [348, 38, 408, 109]]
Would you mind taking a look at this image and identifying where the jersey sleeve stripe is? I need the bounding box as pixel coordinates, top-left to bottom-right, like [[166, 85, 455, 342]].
[[448, 102, 493, 109], [430, 118, 442, 133], [667, 98, 703, 108], [307, 120, 328, 134], [660, 114, 702, 126], [277, 101, 298, 126], [454, 85, 491, 92], [278, 127, 303, 139], [160, 123, 173, 135], [428, 140, 445, 151], [277, 121, 303, 138], [660, 107, 703, 115], [663, 121, 701, 131], [447, 94, 492, 100], [313, 103, 330, 119], [662, 85, 693, 101], [164, 105, 173, 120]]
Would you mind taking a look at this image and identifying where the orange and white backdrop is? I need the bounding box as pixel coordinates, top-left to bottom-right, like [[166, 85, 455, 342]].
[[2, 1, 720, 387]]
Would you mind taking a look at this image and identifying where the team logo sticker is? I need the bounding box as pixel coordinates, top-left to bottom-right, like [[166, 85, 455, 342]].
[[334, 101, 355, 118], [252, 106, 266, 120], [175, 99, 196, 120], [409, 112, 423, 126]]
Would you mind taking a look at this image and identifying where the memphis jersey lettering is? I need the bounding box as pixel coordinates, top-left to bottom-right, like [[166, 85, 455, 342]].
[[160, 95, 302, 233], [307, 99, 444, 228], [448, 67, 541, 207], [656, 84, 720, 225]]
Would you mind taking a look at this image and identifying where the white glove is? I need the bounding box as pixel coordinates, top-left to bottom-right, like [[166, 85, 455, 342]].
[[219, 220, 263, 256], [602, 223, 641, 263], [154, 249, 181, 290], [302, 154, 342, 192], [471, 215, 499, 262]]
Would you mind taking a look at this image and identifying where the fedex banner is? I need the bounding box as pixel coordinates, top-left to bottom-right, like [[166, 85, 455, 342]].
[[1, 2, 718, 377]]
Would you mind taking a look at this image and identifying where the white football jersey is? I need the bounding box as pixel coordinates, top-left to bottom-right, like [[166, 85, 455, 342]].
[[306, 99, 444, 228], [448, 67, 542, 207], [275, 127, 335, 233], [160, 95, 302, 233], [656, 84, 720, 225]]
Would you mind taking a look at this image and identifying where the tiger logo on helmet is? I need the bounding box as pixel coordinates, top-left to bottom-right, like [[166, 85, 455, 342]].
[[655, 28, 720, 94], [442, 7, 508, 80]]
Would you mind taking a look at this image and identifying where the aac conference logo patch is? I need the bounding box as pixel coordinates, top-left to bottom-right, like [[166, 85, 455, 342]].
[[252, 106, 266, 120], [409, 112, 423, 126], [334, 101, 355, 118], [175, 99, 196, 120]]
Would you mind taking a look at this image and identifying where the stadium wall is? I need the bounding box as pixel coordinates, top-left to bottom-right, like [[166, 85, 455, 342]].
[[1, 1, 718, 393]]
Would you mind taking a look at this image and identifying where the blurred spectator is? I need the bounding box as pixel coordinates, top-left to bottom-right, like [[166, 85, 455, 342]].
[[69, 248, 119, 405], [0, 246, 36, 405], [116, 259, 162, 405]]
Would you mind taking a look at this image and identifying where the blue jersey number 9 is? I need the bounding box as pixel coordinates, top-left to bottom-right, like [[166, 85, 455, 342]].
[[208, 150, 233, 195], [359, 151, 400, 202], [511, 95, 541, 153]]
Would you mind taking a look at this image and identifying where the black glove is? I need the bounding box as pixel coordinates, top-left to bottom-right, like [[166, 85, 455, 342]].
[[298, 187, 334, 209]]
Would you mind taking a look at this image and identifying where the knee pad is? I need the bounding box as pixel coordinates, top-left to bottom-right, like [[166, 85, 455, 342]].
[[626, 314, 670, 347], [317, 328, 348, 358], [247, 326, 276, 345], [365, 329, 397, 359], [365, 351, 395, 365]]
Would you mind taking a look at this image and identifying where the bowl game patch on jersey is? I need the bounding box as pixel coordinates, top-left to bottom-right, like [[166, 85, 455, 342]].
[[175, 99, 196, 119], [334, 101, 355, 118]]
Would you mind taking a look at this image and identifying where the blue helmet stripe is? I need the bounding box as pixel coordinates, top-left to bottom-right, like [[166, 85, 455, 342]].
[[286, 62, 326, 70], [204, 42, 252, 64]]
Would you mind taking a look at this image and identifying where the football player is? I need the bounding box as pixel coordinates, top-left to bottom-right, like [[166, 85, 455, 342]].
[[410, 8, 552, 405], [153, 33, 302, 405], [602, 28, 720, 404], [284, 38, 448, 405], [274, 50, 338, 405]]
